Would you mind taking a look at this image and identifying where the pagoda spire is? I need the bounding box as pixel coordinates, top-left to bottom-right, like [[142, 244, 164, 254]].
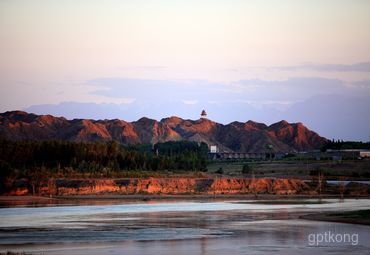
[[201, 110, 207, 118]]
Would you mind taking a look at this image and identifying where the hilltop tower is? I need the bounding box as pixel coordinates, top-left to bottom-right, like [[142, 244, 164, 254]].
[[201, 110, 207, 119]]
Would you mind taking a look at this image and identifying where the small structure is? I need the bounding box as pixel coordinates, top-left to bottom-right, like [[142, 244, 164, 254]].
[[201, 110, 207, 118], [210, 145, 218, 153], [360, 150, 370, 158]]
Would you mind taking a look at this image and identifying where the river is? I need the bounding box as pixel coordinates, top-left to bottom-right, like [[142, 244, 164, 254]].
[[0, 199, 370, 255]]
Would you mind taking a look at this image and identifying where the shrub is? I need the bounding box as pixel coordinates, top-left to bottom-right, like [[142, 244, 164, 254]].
[[242, 164, 253, 174], [215, 167, 224, 174]]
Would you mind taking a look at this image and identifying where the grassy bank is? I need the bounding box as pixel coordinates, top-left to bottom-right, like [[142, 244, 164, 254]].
[[207, 160, 370, 179]]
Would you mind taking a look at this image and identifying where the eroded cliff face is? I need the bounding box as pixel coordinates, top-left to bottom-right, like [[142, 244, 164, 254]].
[[6, 178, 312, 196]]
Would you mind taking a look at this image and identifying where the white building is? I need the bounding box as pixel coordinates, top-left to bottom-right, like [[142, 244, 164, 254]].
[[210, 145, 218, 153], [360, 150, 370, 158]]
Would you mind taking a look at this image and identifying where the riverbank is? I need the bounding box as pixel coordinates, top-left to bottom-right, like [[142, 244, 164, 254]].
[[3, 177, 370, 203], [301, 209, 370, 225], [1, 194, 370, 208], [3, 177, 314, 196]]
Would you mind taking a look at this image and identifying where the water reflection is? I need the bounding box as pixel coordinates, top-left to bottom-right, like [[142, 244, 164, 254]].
[[0, 199, 369, 254]]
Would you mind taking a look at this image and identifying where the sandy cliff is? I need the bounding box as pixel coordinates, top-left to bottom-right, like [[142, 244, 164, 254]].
[[6, 178, 312, 196]]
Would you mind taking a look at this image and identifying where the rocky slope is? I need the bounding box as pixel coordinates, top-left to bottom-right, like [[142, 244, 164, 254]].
[[0, 111, 328, 152]]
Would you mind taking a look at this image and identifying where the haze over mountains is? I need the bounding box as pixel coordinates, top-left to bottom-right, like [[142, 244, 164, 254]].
[[0, 111, 328, 153]]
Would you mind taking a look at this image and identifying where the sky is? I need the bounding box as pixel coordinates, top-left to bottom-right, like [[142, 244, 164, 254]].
[[0, 0, 369, 141]]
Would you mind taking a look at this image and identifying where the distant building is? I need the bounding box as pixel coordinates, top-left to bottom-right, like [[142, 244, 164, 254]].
[[210, 145, 218, 153], [326, 149, 369, 159], [201, 110, 207, 118], [360, 150, 370, 158]]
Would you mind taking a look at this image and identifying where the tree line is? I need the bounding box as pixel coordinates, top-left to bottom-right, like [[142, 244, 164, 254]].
[[0, 139, 209, 192], [321, 140, 370, 151]]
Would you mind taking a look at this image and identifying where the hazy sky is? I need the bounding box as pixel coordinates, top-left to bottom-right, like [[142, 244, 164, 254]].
[[0, 0, 369, 140]]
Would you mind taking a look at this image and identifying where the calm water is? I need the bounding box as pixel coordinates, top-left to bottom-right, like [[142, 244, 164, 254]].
[[0, 199, 370, 255]]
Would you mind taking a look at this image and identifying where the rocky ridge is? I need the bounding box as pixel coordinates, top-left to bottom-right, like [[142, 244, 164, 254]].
[[0, 111, 328, 152]]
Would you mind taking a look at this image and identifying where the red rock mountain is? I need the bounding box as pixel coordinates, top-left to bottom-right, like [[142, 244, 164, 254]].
[[0, 111, 328, 152]]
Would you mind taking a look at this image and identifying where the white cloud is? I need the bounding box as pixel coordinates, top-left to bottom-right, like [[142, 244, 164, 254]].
[[270, 61, 370, 73], [110, 97, 136, 104], [181, 100, 198, 105]]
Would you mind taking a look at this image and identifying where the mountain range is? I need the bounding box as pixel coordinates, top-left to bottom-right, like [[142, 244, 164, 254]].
[[0, 111, 328, 153]]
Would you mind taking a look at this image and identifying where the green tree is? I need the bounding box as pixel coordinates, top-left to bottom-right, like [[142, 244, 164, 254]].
[[242, 164, 253, 174]]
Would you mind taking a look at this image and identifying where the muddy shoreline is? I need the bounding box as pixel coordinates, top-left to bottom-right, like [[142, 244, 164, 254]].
[[1, 194, 370, 208]]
